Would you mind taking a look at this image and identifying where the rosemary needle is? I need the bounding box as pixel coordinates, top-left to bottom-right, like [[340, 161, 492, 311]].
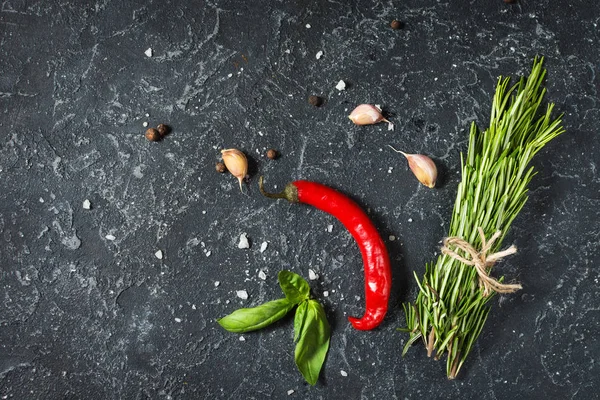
[[402, 57, 565, 379]]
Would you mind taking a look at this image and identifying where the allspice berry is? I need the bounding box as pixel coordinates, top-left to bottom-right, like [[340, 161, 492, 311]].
[[157, 123, 170, 136], [390, 20, 403, 30], [215, 162, 226, 173], [266, 149, 278, 160], [145, 128, 161, 142], [308, 95, 323, 107]]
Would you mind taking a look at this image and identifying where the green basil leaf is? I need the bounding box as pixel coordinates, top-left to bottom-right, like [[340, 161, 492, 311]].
[[294, 299, 330, 386], [278, 270, 310, 304], [217, 298, 294, 333], [294, 301, 308, 342]]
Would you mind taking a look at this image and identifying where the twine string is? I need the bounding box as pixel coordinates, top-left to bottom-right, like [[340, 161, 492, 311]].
[[441, 227, 522, 296]]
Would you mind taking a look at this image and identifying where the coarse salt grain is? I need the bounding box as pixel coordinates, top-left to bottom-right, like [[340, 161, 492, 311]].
[[327, 225, 333, 232], [174, 317, 182, 323], [305, 23, 311, 28], [236, 290, 249, 300], [239, 336, 246, 341], [105, 234, 116, 241], [238, 233, 250, 249], [258, 270, 267, 280], [287, 390, 294, 395], [316, 50, 323, 59], [260, 242, 268, 253], [308, 269, 318, 280], [335, 80, 346, 91], [144, 48, 153, 57], [155, 250, 163, 259], [341, 370, 348, 377], [214, 281, 220, 287], [82, 199, 91, 209], [323, 291, 329, 297], [142, 121, 148, 127]]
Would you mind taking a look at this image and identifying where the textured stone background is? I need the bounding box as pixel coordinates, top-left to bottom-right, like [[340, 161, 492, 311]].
[[1, 0, 599, 399]]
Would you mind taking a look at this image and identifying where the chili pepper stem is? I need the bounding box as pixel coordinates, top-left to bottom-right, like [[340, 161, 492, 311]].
[[258, 176, 299, 203]]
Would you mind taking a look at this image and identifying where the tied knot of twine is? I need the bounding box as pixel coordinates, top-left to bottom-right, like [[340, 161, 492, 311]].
[[441, 227, 522, 297]]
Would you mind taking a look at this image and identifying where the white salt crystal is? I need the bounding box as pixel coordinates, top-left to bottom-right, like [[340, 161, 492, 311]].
[[236, 290, 249, 300], [323, 291, 329, 297], [388, 122, 395, 131], [340, 370, 348, 377], [82, 199, 91, 209], [258, 270, 267, 280], [327, 225, 333, 233], [144, 48, 153, 57], [260, 242, 268, 253], [335, 80, 346, 91], [287, 390, 295, 395], [174, 317, 182, 323], [308, 269, 318, 281], [214, 281, 220, 287], [105, 234, 116, 241], [238, 233, 250, 249], [155, 250, 163, 259], [305, 23, 311, 28], [205, 250, 212, 257], [142, 121, 148, 127], [315, 50, 323, 59], [239, 336, 246, 341]]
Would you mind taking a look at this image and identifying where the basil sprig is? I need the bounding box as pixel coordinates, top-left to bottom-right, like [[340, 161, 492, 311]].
[[294, 300, 330, 386], [217, 270, 330, 386], [217, 298, 295, 333]]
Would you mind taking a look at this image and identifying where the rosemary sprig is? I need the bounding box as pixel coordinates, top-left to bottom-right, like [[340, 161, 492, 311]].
[[402, 57, 565, 379]]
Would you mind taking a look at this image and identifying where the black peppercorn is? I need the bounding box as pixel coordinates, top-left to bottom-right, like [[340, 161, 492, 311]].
[[215, 162, 226, 173], [157, 123, 170, 136], [308, 95, 323, 107], [266, 149, 278, 160], [145, 128, 161, 142], [390, 20, 403, 30]]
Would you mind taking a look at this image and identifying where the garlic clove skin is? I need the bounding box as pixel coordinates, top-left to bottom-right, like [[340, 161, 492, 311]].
[[221, 148, 248, 192], [389, 146, 437, 188], [348, 104, 388, 126]]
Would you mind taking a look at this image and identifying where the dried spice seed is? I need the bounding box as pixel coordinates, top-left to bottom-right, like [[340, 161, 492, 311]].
[[145, 128, 161, 142], [215, 162, 226, 173], [308, 95, 323, 107], [157, 123, 170, 136], [390, 20, 403, 30], [266, 149, 278, 160]]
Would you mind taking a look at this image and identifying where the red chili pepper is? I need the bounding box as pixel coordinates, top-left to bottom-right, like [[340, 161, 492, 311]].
[[259, 177, 392, 331]]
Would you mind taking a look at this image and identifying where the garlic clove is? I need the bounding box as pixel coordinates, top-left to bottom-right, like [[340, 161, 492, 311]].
[[389, 145, 437, 188], [221, 148, 248, 192], [348, 104, 390, 126]]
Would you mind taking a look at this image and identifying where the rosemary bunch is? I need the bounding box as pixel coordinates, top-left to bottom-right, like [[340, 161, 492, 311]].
[[402, 57, 564, 379]]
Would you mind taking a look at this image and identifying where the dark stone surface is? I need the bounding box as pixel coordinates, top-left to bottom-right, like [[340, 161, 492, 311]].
[[1, 0, 598, 399]]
